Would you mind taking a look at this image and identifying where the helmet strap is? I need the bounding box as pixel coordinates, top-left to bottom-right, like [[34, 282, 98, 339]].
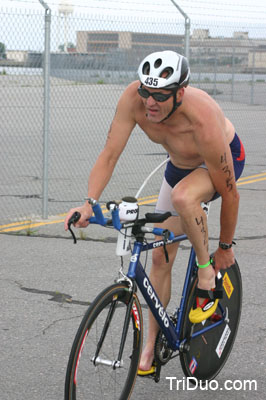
[[159, 88, 181, 123]]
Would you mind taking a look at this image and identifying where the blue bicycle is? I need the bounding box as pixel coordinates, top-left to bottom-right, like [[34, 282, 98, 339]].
[[65, 197, 242, 400]]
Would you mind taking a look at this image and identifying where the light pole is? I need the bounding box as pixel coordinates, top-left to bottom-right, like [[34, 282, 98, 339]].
[[39, 0, 51, 219], [170, 0, 190, 60]]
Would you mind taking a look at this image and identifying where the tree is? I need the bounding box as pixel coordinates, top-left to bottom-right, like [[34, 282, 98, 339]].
[[58, 42, 75, 52], [0, 42, 7, 59]]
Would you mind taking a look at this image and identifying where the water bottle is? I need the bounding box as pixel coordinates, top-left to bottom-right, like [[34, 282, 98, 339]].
[[116, 197, 138, 256]]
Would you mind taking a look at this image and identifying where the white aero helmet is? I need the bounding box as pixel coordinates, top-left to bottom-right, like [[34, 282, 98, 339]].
[[138, 50, 190, 89]]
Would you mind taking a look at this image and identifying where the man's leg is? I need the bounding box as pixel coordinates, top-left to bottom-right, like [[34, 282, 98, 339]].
[[138, 216, 183, 372], [139, 168, 217, 372], [171, 168, 217, 294]]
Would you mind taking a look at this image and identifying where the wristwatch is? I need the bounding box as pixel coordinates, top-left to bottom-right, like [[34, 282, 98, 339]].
[[219, 241, 235, 250], [85, 197, 97, 206]]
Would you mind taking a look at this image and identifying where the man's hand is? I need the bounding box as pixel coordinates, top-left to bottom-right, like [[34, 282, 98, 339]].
[[212, 247, 235, 272], [64, 202, 93, 231]]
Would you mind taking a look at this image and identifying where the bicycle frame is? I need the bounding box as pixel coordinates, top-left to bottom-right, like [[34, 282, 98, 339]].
[[127, 234, 226, 352], [82, 201, 227, 354]]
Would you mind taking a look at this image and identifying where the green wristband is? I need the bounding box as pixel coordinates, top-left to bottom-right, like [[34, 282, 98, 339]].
[[197, 258, 213, 269]]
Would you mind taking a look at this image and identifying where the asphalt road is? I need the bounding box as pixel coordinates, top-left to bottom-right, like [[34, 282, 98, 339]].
[[1, 170, 266, 399]]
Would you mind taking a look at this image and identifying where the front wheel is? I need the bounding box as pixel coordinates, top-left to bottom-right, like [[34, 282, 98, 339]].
[[180, 260, 242, 382], [65, 282, 143, 400]]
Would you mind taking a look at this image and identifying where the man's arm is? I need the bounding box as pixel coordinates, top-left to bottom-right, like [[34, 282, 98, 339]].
[[194, 104, 239, 269], [64, 85, 137, 230]]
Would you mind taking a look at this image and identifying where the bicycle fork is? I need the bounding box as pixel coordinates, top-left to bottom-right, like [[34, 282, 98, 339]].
[[91, 285, 136, 370]]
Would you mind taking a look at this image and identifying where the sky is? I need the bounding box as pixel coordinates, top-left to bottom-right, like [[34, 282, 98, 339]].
[[1, 0, 266, 22], [1, 0, 266, 51]]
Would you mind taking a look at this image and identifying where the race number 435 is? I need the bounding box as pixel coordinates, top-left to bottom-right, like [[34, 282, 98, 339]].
[[145, 77, 159, 86]]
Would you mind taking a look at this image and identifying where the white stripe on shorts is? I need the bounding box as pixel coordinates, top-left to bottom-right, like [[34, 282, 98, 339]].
[[154, 163, 208, 216], [154, 177, 179, 216]]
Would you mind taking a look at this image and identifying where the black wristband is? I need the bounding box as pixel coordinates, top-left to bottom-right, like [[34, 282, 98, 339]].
[[219, 241, 235, 250]]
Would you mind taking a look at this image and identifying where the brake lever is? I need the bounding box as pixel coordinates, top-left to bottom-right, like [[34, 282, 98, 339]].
[[68, 211, 81, 244], [162, 229, 170, 263]]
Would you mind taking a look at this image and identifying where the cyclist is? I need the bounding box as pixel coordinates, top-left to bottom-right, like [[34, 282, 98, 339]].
[[64, 50, 245, 375]]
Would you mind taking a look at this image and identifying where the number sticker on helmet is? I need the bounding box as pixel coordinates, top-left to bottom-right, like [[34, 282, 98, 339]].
[[144, 77, 158, 87]]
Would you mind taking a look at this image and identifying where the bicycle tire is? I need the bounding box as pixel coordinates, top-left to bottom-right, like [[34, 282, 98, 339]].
[[180, 259, 242, 382], [65, 282, 143, 400]]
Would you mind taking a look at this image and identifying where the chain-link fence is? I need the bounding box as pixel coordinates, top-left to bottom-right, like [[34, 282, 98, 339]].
[[1, 0, 266, 225]]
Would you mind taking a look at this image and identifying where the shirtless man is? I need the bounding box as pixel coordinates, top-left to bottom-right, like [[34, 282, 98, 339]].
[[64, 51, 245, 375]]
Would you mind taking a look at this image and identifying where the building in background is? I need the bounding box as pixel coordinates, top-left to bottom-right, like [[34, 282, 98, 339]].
[[1, 29, 265, 73], [75, 29, 266, 72], [76, 31, 184, 54]]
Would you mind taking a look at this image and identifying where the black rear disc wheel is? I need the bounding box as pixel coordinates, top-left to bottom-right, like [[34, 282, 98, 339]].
[[180, 260, 242, 382]]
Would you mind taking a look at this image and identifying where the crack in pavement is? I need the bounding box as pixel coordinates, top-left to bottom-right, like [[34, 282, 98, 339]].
[[42, 314, 84, 335]]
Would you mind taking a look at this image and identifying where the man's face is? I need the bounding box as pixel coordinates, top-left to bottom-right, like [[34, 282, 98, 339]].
[[138, 85, 179, 123]]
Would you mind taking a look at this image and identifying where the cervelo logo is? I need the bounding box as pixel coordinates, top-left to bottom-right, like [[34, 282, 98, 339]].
[[143, 277, 169, 328], [153, 239, 173, 248]]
